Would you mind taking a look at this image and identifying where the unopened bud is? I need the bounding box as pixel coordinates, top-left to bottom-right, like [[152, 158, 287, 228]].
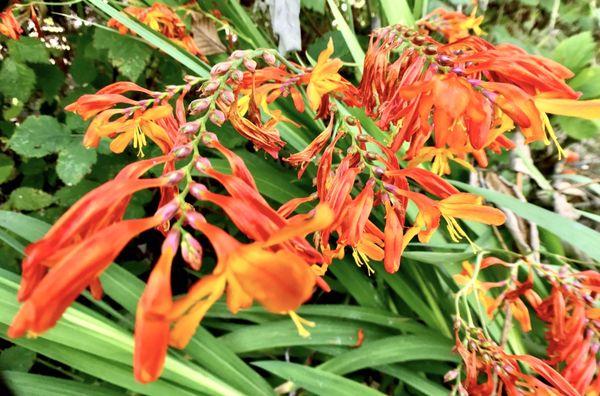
[[436, 54, 452, 66], [365, 151, 378, 161], [172, 145, 192, 159], [373, 166, 385, 178], [262, 52, 276, 65], [162, 229, 181, 252], [451, 67, 465, 76], [201, 132, 218, 146], [210, 61, 232, 76], [444, 369, 459, 382], [185, 210, 206, 228], [230, 70, 244, 83], [411, 35, 426, 46], [220, 90, 235, 106], [155, 199, 179, 221], [165, 170, 185, 185], [184, 75, 201, 84], [203, 80, 220, 94], [189, 182, 208, 200], [229, 50, 247, 59], [181, 233, 203, 270], [179, 121, 200, 135], [194, 157, 212, 173], [209, 109, 226, 126], [423, 45, 437, 55], [189, 98, 211, 115], [345, 116, 357, 126], [356, 134, 368, 143], [243, 58, 257, 72]]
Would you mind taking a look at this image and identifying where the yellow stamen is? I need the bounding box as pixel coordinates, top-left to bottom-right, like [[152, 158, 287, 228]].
[[352, 248, 375, 275], [540, 112, 565, 160], [289, 311, 315, 338]]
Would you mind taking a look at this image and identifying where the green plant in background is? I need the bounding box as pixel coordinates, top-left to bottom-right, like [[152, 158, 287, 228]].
[[0, 0, 598, 395]]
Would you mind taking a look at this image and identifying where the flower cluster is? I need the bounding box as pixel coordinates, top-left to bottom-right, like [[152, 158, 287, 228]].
[[107, 2, 203, 57], [8, 5, 600, 386], [0, 6, 22, 39]]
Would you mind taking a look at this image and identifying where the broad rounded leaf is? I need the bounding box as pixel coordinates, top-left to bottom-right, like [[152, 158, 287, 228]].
[[9, 116, 70, 158], [56, 141, 98, 186], [9, 187, 54, 211], [0, 153, 15, 184]]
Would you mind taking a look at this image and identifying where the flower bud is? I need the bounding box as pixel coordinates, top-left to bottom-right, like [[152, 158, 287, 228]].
[[184, 75, 201, 84], [243, 58, 257, 72], [229, 50, 247, 59], [189, 98, 211, 115], [210, 61, 232, 76], [179, 121, 200, 135], [411, 35, 426, 46], [185, 210, 206, 227], [373, 166, 385, 178], [345, 116, 357, 126], [423, 45, 437, 55], [209, 109, 226, 126], [155, 199, 179, 221], [181, 232, 203, 270], [194, 157, 212, 173], [172, 145, 192, 159], [162, 229, 181, 253], [203, 79, 220, 94], [365, 151, 378, 161], [230, 70, 244, 83], [436, 54, 452, 66], [189, 182, 208, 200], [201, 132, 219, 146], [451, 67, 465, 76], [165, 170, 185, 186], [262, 52, 276, 65], [219, 90, 235, 106]]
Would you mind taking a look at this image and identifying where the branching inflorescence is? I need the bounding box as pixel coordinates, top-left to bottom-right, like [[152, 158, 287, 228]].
[[5, 4, 600, 391]]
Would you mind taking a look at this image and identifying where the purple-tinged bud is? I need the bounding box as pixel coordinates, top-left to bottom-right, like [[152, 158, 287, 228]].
[[162, 229, 181, 253], [436, 54, 452, 66], [423, 45, 437, 55], [203, 79, 220, 94], [189, 98, 211, 115], [185, 210, 206, 228], [165, 170, 185, 186], [262, 52, 276, 65], [179, 121, 200, 135], [209, 109, 226, 126], [467, 78, 481, 87], [201, 132, 218, 146], [210, 61, 232, 76], [365, 151, 378, 161], [230, 70, 244, 83], [220, 90, 235, 106], [383, 183, 399, 194], [155, 199, 179, 221], [443, 369, 459, 382], [451, 67, 465, 76], [181, 233, 203, 270], [194, 157, 212, 173], [373, 166, 385, 178], [184, 75, 201, 84], [189, 183, 208, 200], [229, 50, 247, 59], [172, 145, 193, 159], [243, 58, 257, 72]]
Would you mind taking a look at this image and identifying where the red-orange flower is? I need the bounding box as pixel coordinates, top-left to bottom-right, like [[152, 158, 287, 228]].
[[0, 6, 22, 39], [9, 155, 178, 339]]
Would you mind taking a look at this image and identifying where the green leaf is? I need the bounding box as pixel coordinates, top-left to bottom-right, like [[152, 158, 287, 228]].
[[4, 371, 124, 396], [9, 116, 70, 158], [552, 32, 596, 73], [0, 153, 15, 184], [0, 346, 36, 372], [0, 210, 49, 241], [318, 335, 457, 375], [569, 66, 600, 99], [378, 365, 449, 396], [0, 59, 36, 102], [56, 141, 98, 186], [70, 55, 98, 84], [253, 361, 385, 396], [93, 28, 153, 81], [8, 187, 54, 211], [557, 116, 600, 140], [33, 64, 65, 100], [378, 0, 415, 25], [326, 0, 365, 74], [452, 181, 600, 262], [301, 0, 325, 13], [7, 37, 49, 64]]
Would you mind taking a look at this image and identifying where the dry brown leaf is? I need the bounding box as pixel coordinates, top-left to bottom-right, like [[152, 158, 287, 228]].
[[190, 12, 226, 56]]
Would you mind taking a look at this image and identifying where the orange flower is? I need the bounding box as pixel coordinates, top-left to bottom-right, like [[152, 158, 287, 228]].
[[134, 229, 179, 383], [108, 3, 203, 57], [0, 6, 22, 39], [285, 116, 334, 177], [168, 204, 333, 348], [388, 188, 505, 246], [306, 39, 349, 111], [420, 8, 485, 43]]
